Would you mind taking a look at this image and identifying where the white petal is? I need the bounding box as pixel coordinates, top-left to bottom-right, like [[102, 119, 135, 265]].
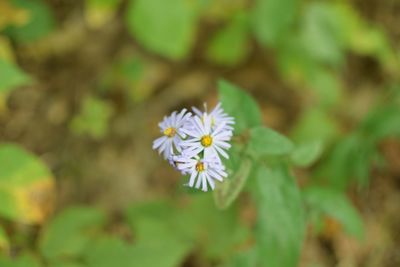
[[205, 173, 215, 190], [152, 136, 167, 150], [188, 170, 197, 187], [214, 145, 229, 159], [201, 172, 208, 192]]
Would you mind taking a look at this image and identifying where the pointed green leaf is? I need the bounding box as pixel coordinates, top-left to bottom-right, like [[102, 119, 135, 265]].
[[125, 0, 198, 60], [218, 80, 262, 134], [247, 126, 294, 157], [291, 140, 324, 167]]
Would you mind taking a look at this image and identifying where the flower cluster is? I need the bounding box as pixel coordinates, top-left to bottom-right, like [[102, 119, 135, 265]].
[[152, 103, 235, 192]]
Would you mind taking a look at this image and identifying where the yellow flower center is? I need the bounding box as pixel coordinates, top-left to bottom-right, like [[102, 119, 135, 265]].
[[163, 127, 176, 138], [200, 135, 213, 147], [195, 162, 205, 172]]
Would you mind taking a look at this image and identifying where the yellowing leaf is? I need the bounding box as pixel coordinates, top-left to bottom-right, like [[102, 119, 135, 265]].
[[85, 0, 122, 28], [0, 143, 55, 224], [0, 36, 15, 62], [14, 178, 55, 224], [5, 0, 55, 43], [0, 1, 30, 30]]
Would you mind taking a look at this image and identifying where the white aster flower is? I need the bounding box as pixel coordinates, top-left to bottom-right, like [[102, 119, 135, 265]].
[[152, 109, 192, 159], [182, 113, 232, 161], [192, 102, 235, 130], [176, 156, 227, 191]]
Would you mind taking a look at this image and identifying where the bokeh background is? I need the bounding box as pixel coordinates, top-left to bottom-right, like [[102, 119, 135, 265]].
[[0, 0, 400, 266]]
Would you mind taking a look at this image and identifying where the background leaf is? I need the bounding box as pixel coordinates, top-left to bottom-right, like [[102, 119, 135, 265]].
[[218, 80, 262, 134], [251, 0, 298, 46], [0, 59, 30, 93], [0, 254, 42, 267], [291, 140, 324, 167], [125, 0, 199, 60], [247, 126, 294, 157], [303, 186, 364, 239], [214, 157, 252, 209], [39, 206, 106, 261], [0, 144, 54, 224], [6, 0, 55, 43], [206, 13, 249, 66], [70, 96, 114, 139], [254, 164, 305, 267], [125, 195, 249, 263], [300, 2, 346, 67]]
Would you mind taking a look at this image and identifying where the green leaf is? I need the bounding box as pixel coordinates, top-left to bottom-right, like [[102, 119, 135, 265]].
[[300, 3, 346, 67], [218, 80, 262, 134], [70, 96, 114, 139], [291, 107, 339, 144], [124, 203, 193, 267], [214, 157, 252, 209], [50, 263, 86, 267], [129, 236, 191, 267], [247, 126, 294, 157], [307, 69, 342, 107], [361, 104, 400, 141], [125, 195, 249, 262], [276, 34, 318, 84], [84, 237, 137, 267], [6, 0, 55, 43], [254, 164, 305, 267], [291, 140, 324, 167], [206, 13, 249, 66], [0, 144, 51, 187], [0, 144, 53, 224], [219, 248, 257, 267], [125, 0, 198, 60], [303, 186, 364, 239], [316, 134, 373, 189], [251, 0, 298, 46], [0, 254, 42, 267], [40, 206, 106, 261], [0, 59, 31, 93]]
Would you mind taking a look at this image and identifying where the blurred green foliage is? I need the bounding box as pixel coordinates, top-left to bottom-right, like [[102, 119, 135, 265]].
[[0, 0, 399, 266], [126, 0, 200, 60], [5, 0, 54, 43], [0, 59, 30, 94], [70, 97, 114, 139]]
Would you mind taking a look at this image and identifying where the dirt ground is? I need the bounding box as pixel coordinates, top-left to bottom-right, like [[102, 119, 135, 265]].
[[1, 0, 400, 266]]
